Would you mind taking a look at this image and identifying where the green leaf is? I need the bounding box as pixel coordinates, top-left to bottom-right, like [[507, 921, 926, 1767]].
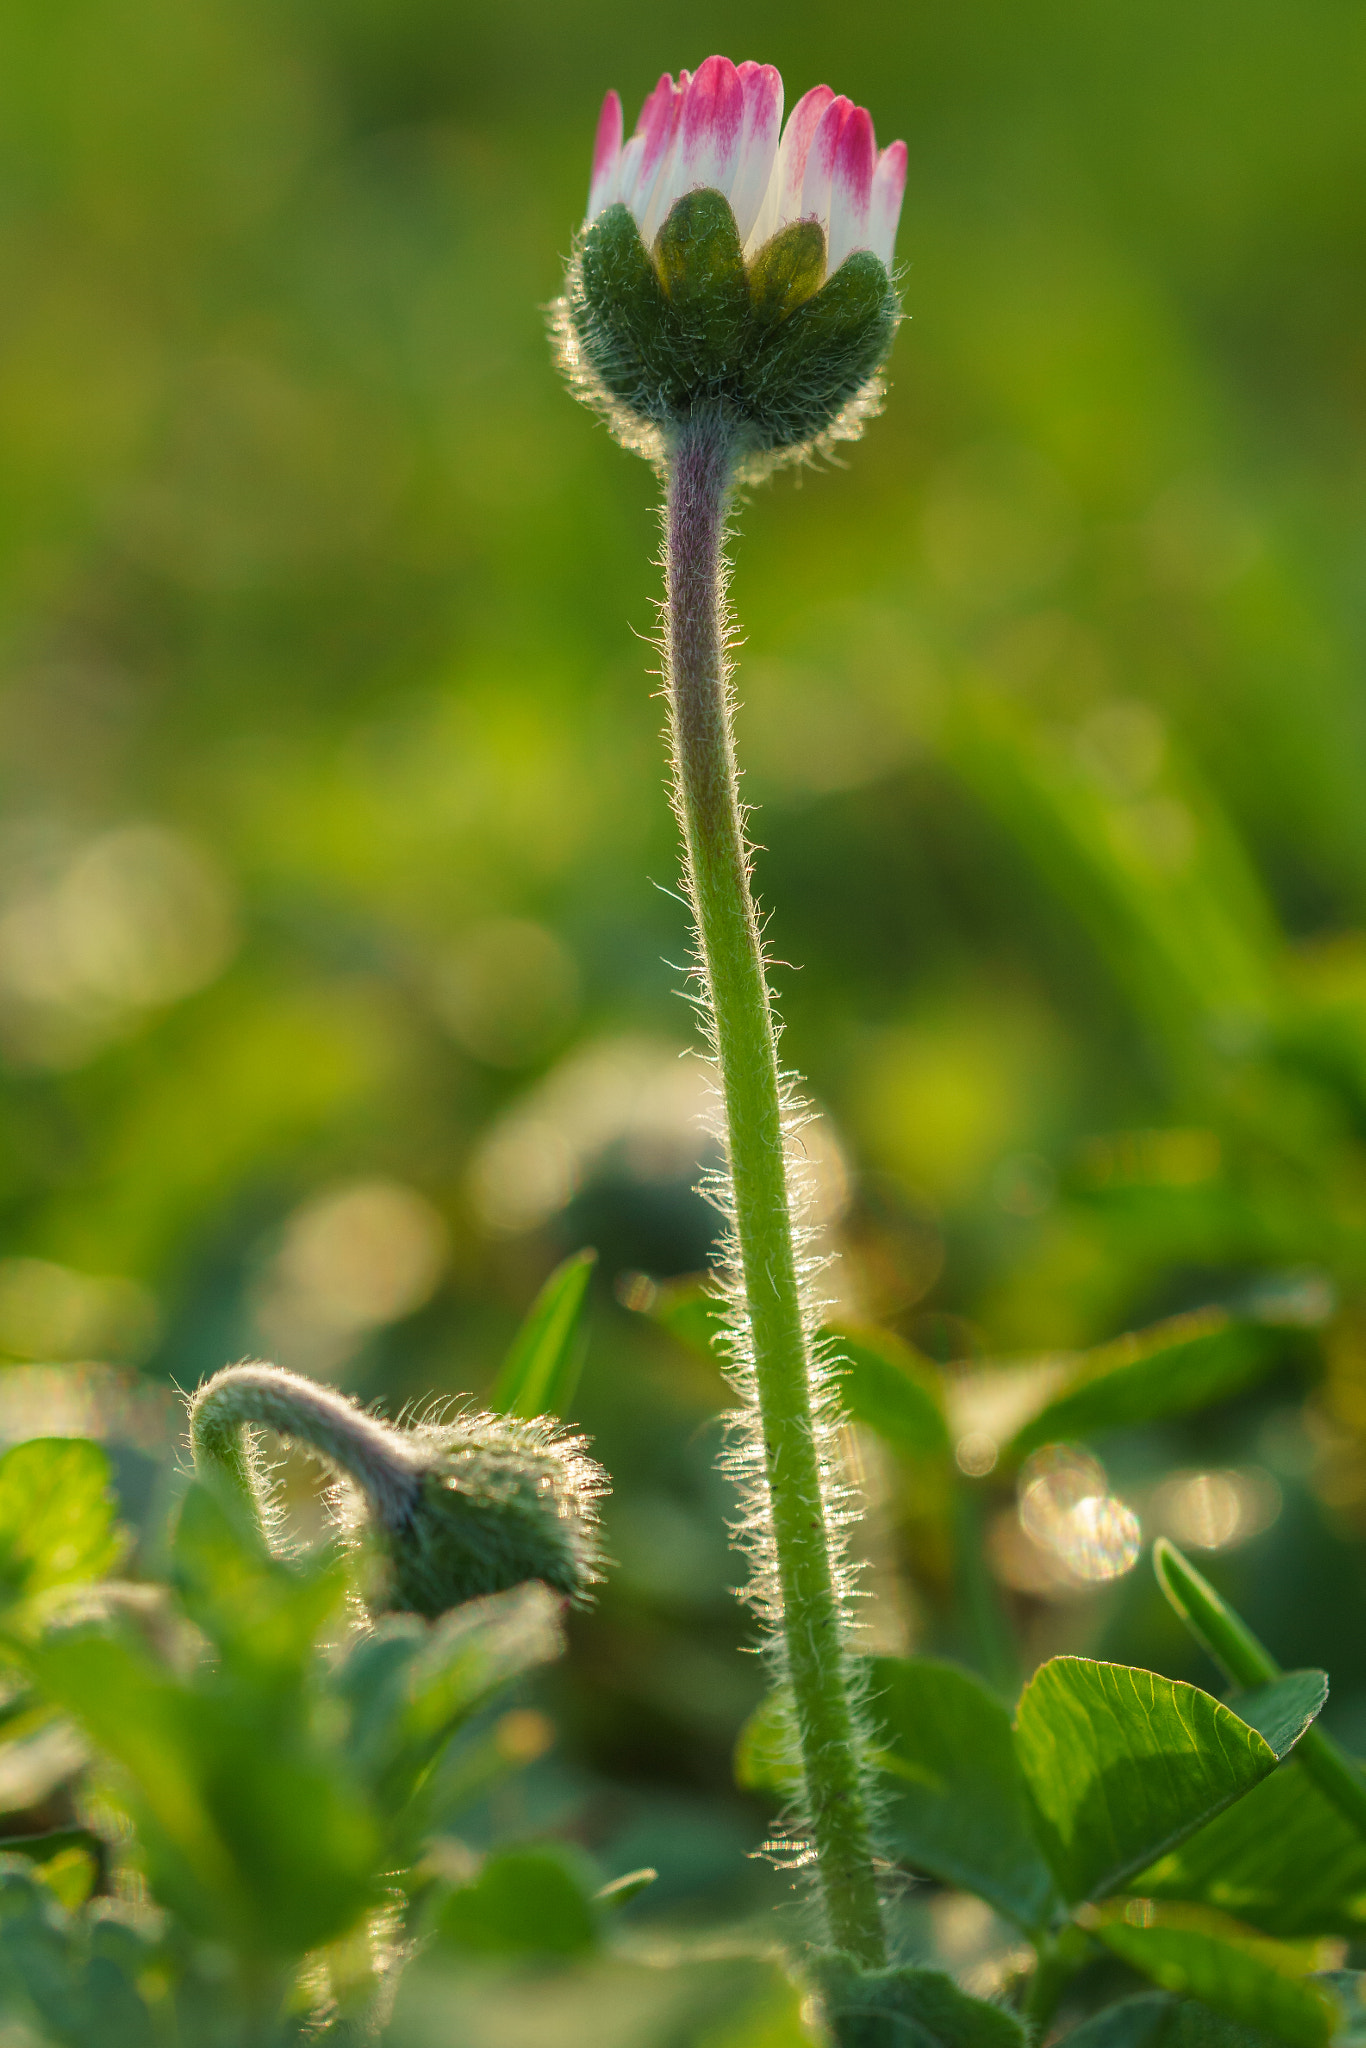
[[1151, 1539, 1279, 1690], [1055, 1997, 1174, 2048], [1087, 1903, 1338, 2048], [829, 1326, 952, 1465], [491, 1248, 597, 1418], [1224, 1672, 1327, 1756], [435, 1845, 599, 1956], [1154, 1539, 1366, 1841], [0, 1708, 87, 1812], [171, 1478, 347, 1671], [33, 1620, 381, 1958], [737, 1657, 1056, 1930], [736, 1659, 1056, 1930], [1133, 1758, 1366, 1938], [338, 1580, 563, 1821], [809, 1955, 1026, 2048], [0, 1855, 158, 2048], [867, 1656, 1057, 1930], [1006, 1311, 1276, 1461], [734, 1687, 802, 1798], [28, 1843, 95, 1911], [0, 1439, 124, 1620], [1013, 1659, 1319, 1903], [1158, 2007, 1294, 2048], [1055, 1997, 1295, 2048]]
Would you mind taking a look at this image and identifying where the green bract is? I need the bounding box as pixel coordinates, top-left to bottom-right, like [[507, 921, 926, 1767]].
[[557, 192, 900, 473]]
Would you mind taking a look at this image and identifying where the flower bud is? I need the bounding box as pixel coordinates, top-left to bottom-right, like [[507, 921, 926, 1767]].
[[371, 1412, 606, 1619], [188, 1365, 607, 1618], [554, 58, 907, 474]]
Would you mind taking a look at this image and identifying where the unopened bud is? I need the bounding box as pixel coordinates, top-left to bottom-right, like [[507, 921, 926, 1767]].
[[187, 1365, 607, 1618], [372, 1412, 606, 1619]]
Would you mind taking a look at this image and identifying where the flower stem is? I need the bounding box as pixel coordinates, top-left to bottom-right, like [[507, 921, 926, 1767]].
[[188, 1362, 421, 1540], [664, 408, 886, 1965]]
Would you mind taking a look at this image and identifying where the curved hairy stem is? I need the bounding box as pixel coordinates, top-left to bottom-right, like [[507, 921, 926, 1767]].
[[188, 1362, 421, 1543], [664, 408, 885, 1964]]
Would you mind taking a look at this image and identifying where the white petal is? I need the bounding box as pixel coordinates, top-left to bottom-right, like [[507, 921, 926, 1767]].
[[615, 133, 648, 223], [868, 140, 907, 269], [637, 70, 691, 243], [587, 89, 624, 221], [631, 72, 685, 239], [728, 62, 783, 246], [746, 83, 833, 251], [825, 105, 876, 272], [646, 56, 745, 241], [799, 95, 853, 247]]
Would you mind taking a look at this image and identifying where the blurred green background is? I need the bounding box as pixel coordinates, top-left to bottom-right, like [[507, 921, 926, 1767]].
[[3, 0, 1366, 1991]]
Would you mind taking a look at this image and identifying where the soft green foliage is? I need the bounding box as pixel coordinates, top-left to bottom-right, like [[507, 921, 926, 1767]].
[[389, 1949, 816, 2048], [491, 1245, 597, 1419], [639, 1274, 731, 1360], [1005, 1313, 1277, 1463], [827, 1327, 952, 1466], [561, 196, 898, 468], [34, 1513, 379, 1956], [1319, 1976, 1366, 2041], [1060, 1997, 1289, 2048], [335, 1581, 564, 1849], [1013, 1658, 1324, 1903], [0, 1439, 125, 1625], [1087, 1904, 1338, 2048], [733, 1684, 801, 1797], [0, 1858, 158, 2048], [435, 1845, 600, 1957], [739, 1649, 1327, 1961], [12, 1471, 564, 2031], [1133, 1761, 1366, 1938], [863, 1656, 1055, 1930]]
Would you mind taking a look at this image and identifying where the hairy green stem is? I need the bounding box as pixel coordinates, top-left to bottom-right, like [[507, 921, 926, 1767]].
[[665, 408, 885, 1964], [188, 1362, 421, 1540]]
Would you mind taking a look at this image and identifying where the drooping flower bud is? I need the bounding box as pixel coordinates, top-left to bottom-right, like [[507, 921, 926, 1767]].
[[553, 57, 907, 474], [371, 1409, 607, 1618], [187, 1364, 606, 1618]]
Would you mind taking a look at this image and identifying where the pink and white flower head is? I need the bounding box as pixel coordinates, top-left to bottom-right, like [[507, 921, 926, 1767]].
[[556, 57, 906, 473], [587, 58, 907, 279]]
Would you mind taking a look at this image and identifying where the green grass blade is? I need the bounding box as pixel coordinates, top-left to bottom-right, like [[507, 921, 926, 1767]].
[[491, 1248, 597, 1419]]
